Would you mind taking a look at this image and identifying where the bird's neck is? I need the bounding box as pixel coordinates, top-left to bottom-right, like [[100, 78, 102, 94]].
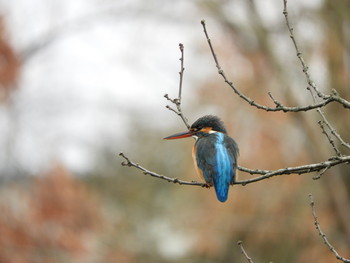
[[195, 130, 223, 140]]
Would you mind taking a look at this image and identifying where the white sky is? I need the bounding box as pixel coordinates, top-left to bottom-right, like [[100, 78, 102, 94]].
[[0, 0, 323, 176], [0, 0, 213, 175]]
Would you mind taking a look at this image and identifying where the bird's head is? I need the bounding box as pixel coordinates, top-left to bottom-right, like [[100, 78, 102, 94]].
[[164, 115, 227, 140]]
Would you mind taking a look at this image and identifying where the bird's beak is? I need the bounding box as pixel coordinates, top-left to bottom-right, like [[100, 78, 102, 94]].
[[163, 130, 195, 140]]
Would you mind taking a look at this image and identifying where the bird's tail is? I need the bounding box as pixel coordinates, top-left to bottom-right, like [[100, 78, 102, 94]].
[[214, 168, 236, 202], [214, 185, 229, 202], [213, 177, 229, 202]]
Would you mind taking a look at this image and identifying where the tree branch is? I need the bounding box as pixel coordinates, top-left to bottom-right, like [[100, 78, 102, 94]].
[[309, 194, 350, 263], [164, 43, 190, 129], [119, 152, 207, 187], [282, 0, 350, 151], [120, 152, 350, 186], [200, 19, 350, 112], [237, 241, 255, 263], [282, 0, 350, 110], [318, 120, 341, 156], [319, 110, 350, 149], [238, 155, 350, 185]]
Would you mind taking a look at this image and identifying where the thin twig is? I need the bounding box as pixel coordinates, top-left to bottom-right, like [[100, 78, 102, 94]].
[[178, 43, 185, 102], [268, 92, 283, 108], [312, 165, 331, 180], [119, 152, 208, 187], [165, 43, 190, 129], [165, 104, 180, 115], [283, 1, 323, 98], [318, 120, 341, 156], [309, 194, 350, 263], [237, 241, 254, 263], [320, 113, 350, 149]]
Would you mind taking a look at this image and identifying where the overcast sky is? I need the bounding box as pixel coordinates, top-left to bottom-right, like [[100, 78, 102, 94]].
[[0, 0, 323, 177], [0, 0, 214, 176]]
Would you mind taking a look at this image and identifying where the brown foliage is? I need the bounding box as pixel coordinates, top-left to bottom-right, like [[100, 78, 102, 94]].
[[0, 17, 19, 102], [0, 165, 102, 263]]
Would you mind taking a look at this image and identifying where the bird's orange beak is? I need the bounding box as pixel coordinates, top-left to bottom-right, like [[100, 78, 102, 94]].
[[163, 130, 195, 140]]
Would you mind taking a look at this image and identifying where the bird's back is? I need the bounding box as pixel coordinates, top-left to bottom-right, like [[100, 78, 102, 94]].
[[194, 132, 238, 202]]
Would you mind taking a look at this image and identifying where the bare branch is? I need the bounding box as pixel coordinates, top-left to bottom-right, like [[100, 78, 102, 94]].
[[200, 19, 350, 112], [309, 194, 350, 263], [318, 120, 341, 156], [282, 0, 350, 110], [119, 152, 207, 187], [237, 155, 350, 185], [237, 241, 255, 263], [283, 1, 322, 98], [178, 43, 185, 102], [282, 0, 350, 151], [120, 152, 350, 186], [312, 165, 331, 180], [165, 43, 190, 129], [319, 112, 350, 149], [328, 94, 350, 109], [164, 103, 180, 115]]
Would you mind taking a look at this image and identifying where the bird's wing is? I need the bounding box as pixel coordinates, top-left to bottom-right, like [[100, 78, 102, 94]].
[[223, 135, 239, 184], [194, 136, 217, 185], [195, 133, 238, 202]]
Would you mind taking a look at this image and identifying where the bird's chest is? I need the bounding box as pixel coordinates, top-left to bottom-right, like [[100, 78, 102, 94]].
[[192, 133, 226, 183]]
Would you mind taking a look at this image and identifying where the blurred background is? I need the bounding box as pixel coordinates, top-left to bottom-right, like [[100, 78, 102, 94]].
[[0, 0, 349, 262]]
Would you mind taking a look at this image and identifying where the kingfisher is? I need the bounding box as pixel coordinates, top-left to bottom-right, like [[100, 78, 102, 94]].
[[164, 115, 239, 202]]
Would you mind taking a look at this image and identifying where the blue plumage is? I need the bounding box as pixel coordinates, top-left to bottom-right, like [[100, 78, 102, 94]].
[[164, 115, 239, 202], [195, 131, 238, 202], [214, 133, 235, 202]]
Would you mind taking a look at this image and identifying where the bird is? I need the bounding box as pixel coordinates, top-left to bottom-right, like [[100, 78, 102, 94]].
[[164, 115, 239, 202]]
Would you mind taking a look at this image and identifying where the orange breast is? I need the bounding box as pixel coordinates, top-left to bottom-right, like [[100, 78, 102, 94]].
[[192, 144, 205, 182]]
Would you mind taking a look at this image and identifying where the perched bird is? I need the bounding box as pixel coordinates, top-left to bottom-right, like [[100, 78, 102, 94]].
[[164, 115, 239, 202]]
